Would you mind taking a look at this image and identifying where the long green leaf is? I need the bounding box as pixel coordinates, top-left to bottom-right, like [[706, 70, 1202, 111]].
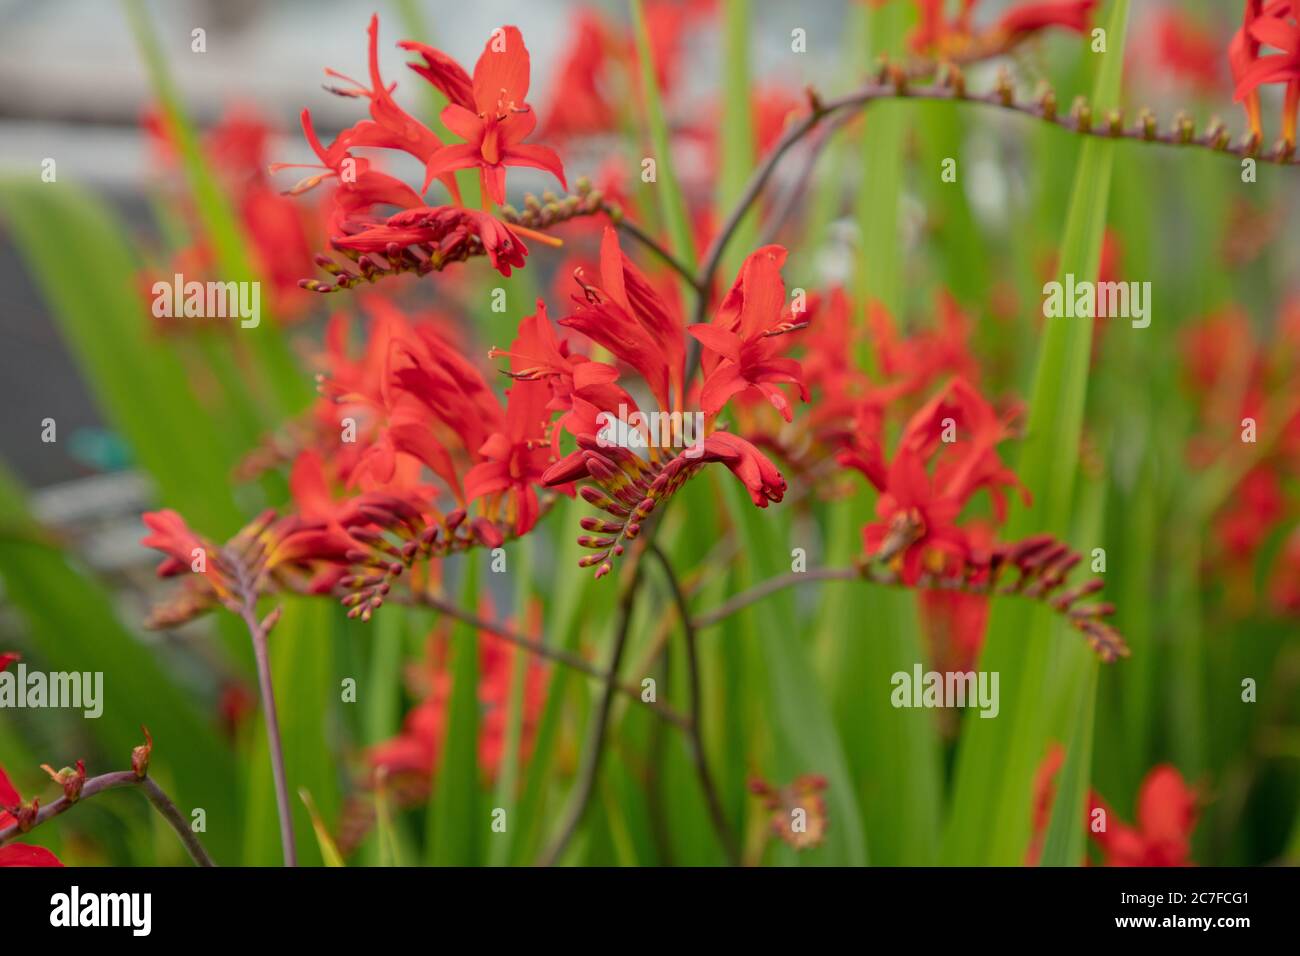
[[630, 0, 698, 297], [0, 181, 244, 538], [242, 597, 339, 866], [716, 0, 756, 280], [427, 560, 482, 865], [122, 0, 309, 417], [727, 481, 867, 865], [944, 0, 1130, 865]]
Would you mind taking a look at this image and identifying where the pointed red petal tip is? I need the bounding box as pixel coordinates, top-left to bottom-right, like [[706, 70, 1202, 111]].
[[0, 651, 19, 673]]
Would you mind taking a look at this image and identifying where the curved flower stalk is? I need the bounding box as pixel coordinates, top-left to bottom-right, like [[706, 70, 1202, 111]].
[[0, 719, 213, 868]]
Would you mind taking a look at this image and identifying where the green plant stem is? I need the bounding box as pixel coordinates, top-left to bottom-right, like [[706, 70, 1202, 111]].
[[0, 770, 215, 867], [604, 206, 703, 292], [238, 599, 297, 867], [649, 544, 741, 866], [537, 560, 645, 866]]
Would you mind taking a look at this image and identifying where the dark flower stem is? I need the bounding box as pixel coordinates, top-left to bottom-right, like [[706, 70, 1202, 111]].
[[693, 558, 1127, 662], [537, 560, 644, 866], [694, 566, 860, 629], [238, 598, 297, 867], [649, 544, 741, 866], [606, 207, 703, 293], [0, 770, 215, 867], [409, 589, 690, 729]]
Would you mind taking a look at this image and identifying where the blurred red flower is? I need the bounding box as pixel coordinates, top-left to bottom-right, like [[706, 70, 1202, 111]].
[[1089, 765, 1198, 866]]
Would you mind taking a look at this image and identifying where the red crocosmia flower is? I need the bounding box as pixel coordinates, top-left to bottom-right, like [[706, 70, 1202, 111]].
[[1234, 1, 1300, 145], [0, 842, 63, 867], [910, 0, 956, 54], [867, 292, 981, 401], [851, 376, 1023, 585], [702, 431, 788, 507], [625, 0, 715, 100], [141, 510, 217, 581], [994, 0, 1095, 41], [899, 378, 1025, 521], [862, 445, 971, 585], [1089, 765, 1198, 867], [488, 304, 635, 460], [690, 245, 808, 422], [908, 0, 1093, 56], [277, 109, 423, 239], [144, 105, 320, 322], [1152, 9, 1223, 95], [323, 16, 459, 197], [540, 11, 618, 139], [920, 524, 994, 675], [1215, 465, 1284, 563], [1180, 307, 1256, 400], [1230, 0, 1269, 141], [562, 227, 687, 412], [331, 205, 530, 278], [270, 15, 460, 223], [464, 374, 557, 536], [407, 26, 567, 206], [0, 742, 62, 868]]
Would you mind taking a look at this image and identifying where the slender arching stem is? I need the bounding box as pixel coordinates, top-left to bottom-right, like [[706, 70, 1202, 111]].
[[686, 78, 1296, 377], [405, 588, 690, 729], [0, 770, 216, 867], [237, 597, 298, 867], [648, 543, 740, 866], [537, 559, 645, 866]]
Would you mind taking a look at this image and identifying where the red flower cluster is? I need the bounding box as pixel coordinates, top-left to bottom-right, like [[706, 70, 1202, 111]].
[[274, 16, 567, 292], [844, 376, 1024, 585]]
